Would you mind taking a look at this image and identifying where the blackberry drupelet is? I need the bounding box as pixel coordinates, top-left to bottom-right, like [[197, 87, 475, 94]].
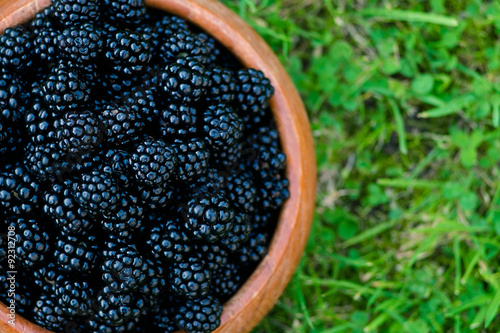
[[54, 233, 99, 273], [71, 169, 122, 217], [54, 280, 95, 317], [173, 138, 210, 181], [101, 104, 143, 145], [202, 103, 243, 151], [205, 66, 237, 104], [0, 26, 33, 70], [52, 0, 101, 26], [105, 29, 153, 76], [56, 23, 103, 63], [219, 212, 252, 252], [101, 236, 149, 292], [160, 56, 210, 103], [170, 256, 211, 299], [159, 31, 211, 64], [160, 103, 197, 138], [185, 187, 235, 243], [101, 194, 144, 239], [43, 183, 93, 235], [41, 64, 91, 113], [175, 295, 222, 333], [8, 217, 50, 268], [56, 110, 103, 157], [104, 0, 147, 26], [145, 217, 192, 264], [130, 139, 177, 187]]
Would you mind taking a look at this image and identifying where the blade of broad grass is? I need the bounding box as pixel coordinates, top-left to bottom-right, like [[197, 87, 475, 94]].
[[461, 252, 480, 285], [292, 274, 314, 331], [485, 288, 500, 328], [388, 98, 408, 155], [418, 94, 476, 118], [454, 237, 461, 295], [377, 178, 443, 188], [470, 306, 487, 330], [343, 219, 399, 247], [446, 295, 491, 316], [408, 148, 441, 179], [358, 8, 458, 26], [411, 222, 491, 234]]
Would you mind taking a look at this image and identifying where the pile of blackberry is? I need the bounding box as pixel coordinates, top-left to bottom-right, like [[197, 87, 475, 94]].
[[0, 0, 289, 332]]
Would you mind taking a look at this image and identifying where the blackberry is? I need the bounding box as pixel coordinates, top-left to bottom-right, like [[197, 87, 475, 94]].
[[139, 258, 167, 299], [102, 149, 132, 188], [96, 288, 145, 326], [159, 31, 211, 64], [235, 68, 274, 113], [43, 183, 93, 236], [0, 26, 33, 70], [211, 140, 243, 172], [175, 295, 222, 333], [195, 243, 229, 272], [255, 172, 290, 211], [248, 126, 287, 173], [52, 0, 101, 26], [0, 272, 33, 315], [185, 187, 235, 243], [101, 104, 143, 144], [211, 261, 242, 301], [105, 29, 153, 76], [121, 86, 160, 126], [56, 23, 103, 63], [152, 11, 189, 40], [170, 256, 211, 299], [173, 138, 210, 181], [88, 315, 141, 333], [160, 103, 197, 138], [41, 65, 91, 113], [223, 170, 257, 213], [101, 195, 144, 239], [25, 100, 56, 145], [55, 111, 103, 157], [219, 212, 252, 252], [205, 67, 237, 104], [145, 217, 192, 264], [7, 217, 50, 268], [160, 57, 210, 103], [71, 169, 122, 217], [34, 262, 68, 294], [137, 182, 178, 209], [202, 104, 243, 151], [237, 231, 270, 266], [54, 233, 99, 273], [0, 70, 23, 122], [29, 7, 53, 35], [33, 295, 68, 331], [0, 165, 41, 216], [130, 139, 177, 187], [101, 237, 149, 292], [153, 306, 178, 332], [104, 0, 147, 26], [33, 27, 58, 63], [54, 280, 95, 317]]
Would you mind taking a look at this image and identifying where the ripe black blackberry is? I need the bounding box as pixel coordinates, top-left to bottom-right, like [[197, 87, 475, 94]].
[[237, 231, 270, 267], [0, 272, 33, 315], [55, 111, 103, 157], [104, 0, 147, 26], [41, 64, 91, 113], [25, 100, 57, 145], [210, 141, 243, 171], [235, 68, 274, 113], [29, 7, 53, 35], [101, 104, 143, 145], [170, 256, 212, 299], [43, 183, 93, 236], [33, 295, 68, 332], [34, 262, 68, 294], [54, 233, 99, 273], [52, 0, 101, 26], [121, 85, 160, 126], [101, 195, 144, 239], [139, 258, 167, 299], [222, 170, 257, 213], [160, 56, 211, 103], [101, 236, 149, 292], [211, 261, 242, 301], [159, 31, 211, 64], [195, 243, 229, 272], [185, 187, 235, 243], [145, 217, 192, 264], [130, 139, 178, 187], [33, 27, 58, 63], [173, 138, 210, 181], [25, 142, 67, 182], [95, 287, 145, 326], [255, 172, 290, 211], [202, 104, 243, 152], [105, 29, 153, 76], [56, 23, 103, 63], [0, 165, 41, 216], [0, 70, 23, 123], [54, 280, 95, 317], [0, 26, 33, 70], [219, 212, 252, 252], [153, 306, 179, 332], [102, 149, 132, 188], [151, 10, 189, 40], [205, 67, 237, 104], [160, 103, 197, 138], [7, 217, 50, 268], [71, 169, 122, 217], [137, 182, 179, 209], [175, 295, 222, 333]]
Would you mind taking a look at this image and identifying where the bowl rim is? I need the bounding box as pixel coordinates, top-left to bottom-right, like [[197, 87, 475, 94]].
[[0, 0, 317, 332]]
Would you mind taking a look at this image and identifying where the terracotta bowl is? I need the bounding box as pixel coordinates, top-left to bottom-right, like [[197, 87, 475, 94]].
[[0, 0, 317, 332]]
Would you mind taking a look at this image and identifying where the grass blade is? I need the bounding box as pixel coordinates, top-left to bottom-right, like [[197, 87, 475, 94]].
[[359, 8, 458, 26], [418, 95, 476, 118], [389, 98, 408, 155], [485, 288, 500, 327]]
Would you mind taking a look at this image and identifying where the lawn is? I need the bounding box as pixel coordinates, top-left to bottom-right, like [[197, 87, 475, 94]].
[[220, 0, 500, 332]]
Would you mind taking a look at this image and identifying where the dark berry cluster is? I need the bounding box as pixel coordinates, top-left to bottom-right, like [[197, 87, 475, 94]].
[[0, 1, 288, 333]]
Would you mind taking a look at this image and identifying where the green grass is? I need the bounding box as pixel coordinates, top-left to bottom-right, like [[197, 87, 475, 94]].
[[220, 0, 500, 332]]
